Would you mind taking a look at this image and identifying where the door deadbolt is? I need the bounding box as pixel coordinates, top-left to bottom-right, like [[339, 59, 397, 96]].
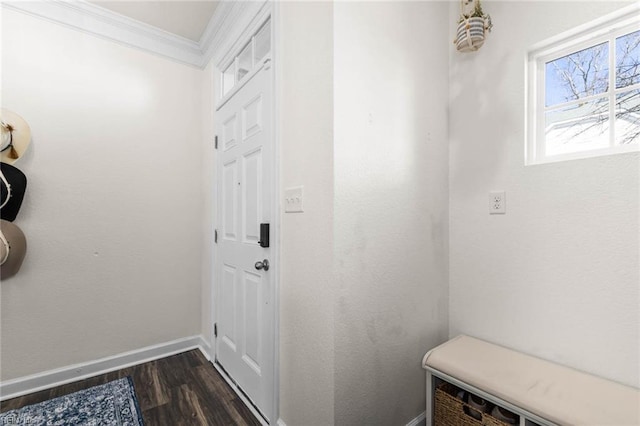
[[255, 259, 269, 271]]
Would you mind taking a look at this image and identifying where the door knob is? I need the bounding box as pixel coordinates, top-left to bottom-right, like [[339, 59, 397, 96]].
[[255, 259, 269, 271]]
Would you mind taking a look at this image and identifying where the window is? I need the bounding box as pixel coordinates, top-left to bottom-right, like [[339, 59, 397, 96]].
[[253, 19, 271, 64], [221, 18, 272, 98], [527, 8, 639, 164]]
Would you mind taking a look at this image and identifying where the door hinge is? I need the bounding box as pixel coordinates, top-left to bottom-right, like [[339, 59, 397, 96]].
[[214, 323, 217, 338], [214, 135, 218, 149], [214, 229, 218, 243]]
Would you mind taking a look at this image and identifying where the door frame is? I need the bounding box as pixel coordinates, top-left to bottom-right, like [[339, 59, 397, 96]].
[[210, 2, 280, 424]]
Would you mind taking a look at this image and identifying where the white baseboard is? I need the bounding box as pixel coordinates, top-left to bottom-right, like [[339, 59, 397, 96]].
[[0, 335, 208, 401], [406, 411, 426, 426], [276, 419, 287, 426], [197, 336, 212, 361]]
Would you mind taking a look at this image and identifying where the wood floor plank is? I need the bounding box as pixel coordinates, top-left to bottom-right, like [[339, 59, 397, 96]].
[[142, 403, 176, 426], [230, 397, 262, 426], [186, 349, 208, 367], [177, 384, 231, 426], [156, 352, 194, 389], [185, 368, 244, 425], [132, 361, 171, 410], [191, 365, 261, 426], [0, 350, 260, 425], [193, 364, 238, 402]]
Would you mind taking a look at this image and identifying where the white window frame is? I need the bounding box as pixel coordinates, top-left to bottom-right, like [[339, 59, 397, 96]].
[[526, 4, 640, 165]]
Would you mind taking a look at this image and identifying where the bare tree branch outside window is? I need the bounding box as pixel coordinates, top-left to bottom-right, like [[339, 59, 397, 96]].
[[545, 30, 640, 150], [615, 31, 640, 145]]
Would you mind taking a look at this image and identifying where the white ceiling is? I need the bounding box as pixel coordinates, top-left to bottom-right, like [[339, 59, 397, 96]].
[[89, 1, 219, 42]]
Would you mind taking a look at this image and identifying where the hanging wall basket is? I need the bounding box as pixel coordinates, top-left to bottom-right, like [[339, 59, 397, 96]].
[[454, 0, 492, 52]]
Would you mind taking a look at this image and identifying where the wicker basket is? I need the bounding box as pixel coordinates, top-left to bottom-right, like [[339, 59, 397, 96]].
[[434, 382, 516, 426]]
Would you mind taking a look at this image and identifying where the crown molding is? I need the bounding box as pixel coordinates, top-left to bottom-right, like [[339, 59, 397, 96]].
[[2, 0, 268, 69], [199, 1, 238, 63], [200, 1, 269, 68], [3, 0, 204, 67]]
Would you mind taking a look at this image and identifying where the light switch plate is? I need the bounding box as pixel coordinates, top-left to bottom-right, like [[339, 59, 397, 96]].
[[285, 186, 304, 213]]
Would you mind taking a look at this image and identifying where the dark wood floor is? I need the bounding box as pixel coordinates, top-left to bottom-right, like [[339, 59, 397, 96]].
[[0, 350, 261, 426]]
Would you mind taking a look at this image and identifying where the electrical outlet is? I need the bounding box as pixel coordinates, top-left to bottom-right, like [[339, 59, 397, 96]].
[[489, 191, 506, 214]]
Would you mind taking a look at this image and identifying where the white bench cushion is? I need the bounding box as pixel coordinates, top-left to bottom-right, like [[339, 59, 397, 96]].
[[423, 335, 640, 425]]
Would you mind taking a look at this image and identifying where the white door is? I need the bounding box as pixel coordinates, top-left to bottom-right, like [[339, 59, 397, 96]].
[[215, 58, 274, 423]]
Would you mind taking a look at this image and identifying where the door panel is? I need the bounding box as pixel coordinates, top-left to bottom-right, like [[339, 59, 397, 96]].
[[221, 265, 237, 351], [242, 148, 262, 244], [223, 114, 238, 151], [216, 60, 273, 422], [222, 160, 238, 240], [242, 269, 262, 373], [243, 94, 263, 140]]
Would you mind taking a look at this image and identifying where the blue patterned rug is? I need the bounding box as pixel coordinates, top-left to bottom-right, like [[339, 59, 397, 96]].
[[0, 377, 144, 426]]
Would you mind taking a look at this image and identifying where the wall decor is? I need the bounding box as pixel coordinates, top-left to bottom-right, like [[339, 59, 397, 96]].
[[454, 0, 492, 52], [0, 219, 27, 279], [1, 163, 28, 221], [1, 109, 31, 164]]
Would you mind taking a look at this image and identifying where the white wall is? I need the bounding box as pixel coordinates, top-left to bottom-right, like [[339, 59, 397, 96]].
[[449, 1, 639, 388], [0, 9, 204, 380], [278, 2, 335, 424], [333, 2, 450, 424]]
